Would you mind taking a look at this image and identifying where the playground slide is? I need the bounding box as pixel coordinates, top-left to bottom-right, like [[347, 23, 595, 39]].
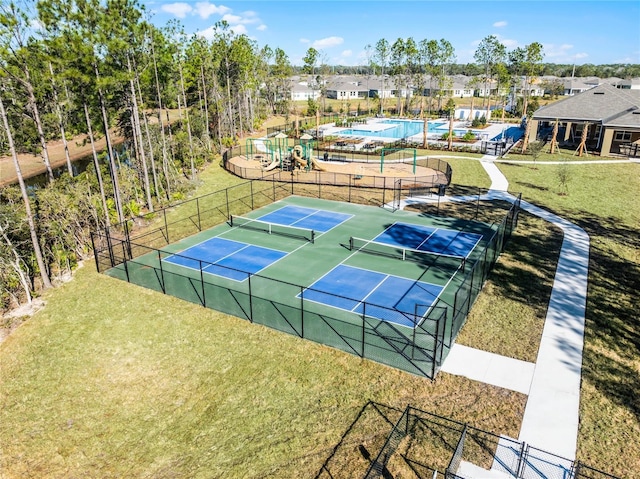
[[292, 145, 326, 171], [263, 152, 281, 171], [291, 145, 308, 168], [253, 139, 268, 153], [309, 157, 326, 171]]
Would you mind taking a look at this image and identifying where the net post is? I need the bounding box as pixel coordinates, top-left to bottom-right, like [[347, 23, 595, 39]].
[[349, 236, 354, 251], [311, 230, 315, 244]]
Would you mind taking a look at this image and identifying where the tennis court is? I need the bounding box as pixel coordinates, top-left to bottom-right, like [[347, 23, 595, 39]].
[[99, 194, 506, 378], [302, 264, 443, 328]]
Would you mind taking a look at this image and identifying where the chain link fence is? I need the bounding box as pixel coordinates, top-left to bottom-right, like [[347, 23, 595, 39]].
[[317, 402, 621, 479], [92, 171, 519, 379]]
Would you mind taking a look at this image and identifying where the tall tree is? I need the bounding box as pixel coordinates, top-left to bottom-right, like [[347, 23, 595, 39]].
[[0, 88, 52, 289], [509, 43, 544, 117], [374, 38, 390, 114], [474, 35, 506, 117], [0, 2, 55, 183]]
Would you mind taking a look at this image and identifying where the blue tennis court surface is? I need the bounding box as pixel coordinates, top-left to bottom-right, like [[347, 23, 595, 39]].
[[164, 237, 286, 281], [257, 205, 352, 233], [375, 222, 481, 257], [302, 264, 443, 328]]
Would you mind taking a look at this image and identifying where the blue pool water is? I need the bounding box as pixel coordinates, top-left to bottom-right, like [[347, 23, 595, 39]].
[[339, 119, 472, 139], [338, 119, 523, 143]]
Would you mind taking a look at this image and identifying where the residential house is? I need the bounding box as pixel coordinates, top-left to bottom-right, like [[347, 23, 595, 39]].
[[530, 83, 640, 157]]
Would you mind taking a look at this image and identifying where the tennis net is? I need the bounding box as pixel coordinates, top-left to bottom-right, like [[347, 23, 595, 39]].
[[349, 236, 466, 271], [229, 215, 315, 243]]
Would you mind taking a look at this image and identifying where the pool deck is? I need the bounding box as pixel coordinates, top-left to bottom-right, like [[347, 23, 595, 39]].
[[320, 118, 518, 150]]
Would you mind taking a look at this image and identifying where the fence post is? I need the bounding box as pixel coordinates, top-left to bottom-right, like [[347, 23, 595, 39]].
[[250, 181, 254, 210], [105, 227, 115, 267], [196, 197, 202, 231], [200, 260, 206, 307], [272, 175, 276, 201], [300, 286, 305, 338], [516, 441, 528, 478], [248, 273, 253, 322], [123, 220, 132, 260], [90, 232, 100, 272], [163, 209, 169, 244], [225, 188, 230, 219], [157, 250, 166, 294], [123, 248, 130, 282], [361, 304, 366, 358]]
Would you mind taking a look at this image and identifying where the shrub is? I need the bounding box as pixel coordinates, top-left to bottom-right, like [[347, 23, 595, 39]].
[[462, 131, 476, 142]]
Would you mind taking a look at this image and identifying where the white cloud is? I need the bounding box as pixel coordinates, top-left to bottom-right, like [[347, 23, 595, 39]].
[[221, 13, 242, 24], [161, 2, 192, 18], [575, 52, 588, 59], [229, 24, 248, 35], [194, 2, 230, 20], [493, 21, 507, 27], [312, 36, 344, 49], [196, 25, 217, 41], [257, 24, 267, 31], [300, 38, 310, 44], [222, 11, 259, 25], [341, 50, 352, 58]]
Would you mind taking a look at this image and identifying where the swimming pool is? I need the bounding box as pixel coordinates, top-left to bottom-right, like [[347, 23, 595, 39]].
[[339, 119, 474, 139]]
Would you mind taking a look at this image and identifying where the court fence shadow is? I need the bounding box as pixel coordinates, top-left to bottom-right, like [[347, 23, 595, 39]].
[[315, 401, 621, 479], [91, 173, 520, 380]]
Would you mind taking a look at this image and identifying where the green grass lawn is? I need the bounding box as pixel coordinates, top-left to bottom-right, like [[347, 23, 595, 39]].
[[0, 153, 638, 477]]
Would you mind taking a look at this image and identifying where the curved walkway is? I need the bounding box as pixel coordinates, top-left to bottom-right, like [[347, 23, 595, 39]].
[[397, 154, 589, 460]]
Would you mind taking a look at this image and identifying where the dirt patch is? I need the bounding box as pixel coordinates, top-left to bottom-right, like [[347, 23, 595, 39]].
[[0, 132, 124, 187]]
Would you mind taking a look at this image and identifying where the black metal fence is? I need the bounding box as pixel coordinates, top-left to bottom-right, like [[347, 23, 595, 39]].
[[316, 401, 621, 479], [223, 144, 453, 187], [265, 114, 340, 138], [92, 175, 518, 379]]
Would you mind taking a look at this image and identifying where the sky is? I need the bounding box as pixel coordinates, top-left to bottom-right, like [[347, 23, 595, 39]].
[[142, 0, 640, 67]]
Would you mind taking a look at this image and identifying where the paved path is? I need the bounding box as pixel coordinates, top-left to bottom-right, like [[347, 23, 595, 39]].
[[398, 154, 590, 460]]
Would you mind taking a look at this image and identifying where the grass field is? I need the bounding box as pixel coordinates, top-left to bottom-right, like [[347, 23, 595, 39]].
[[0, 153, 638, 477]]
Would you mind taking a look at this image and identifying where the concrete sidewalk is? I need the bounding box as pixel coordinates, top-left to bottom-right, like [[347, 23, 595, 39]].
[[398, 154, 589, 460]]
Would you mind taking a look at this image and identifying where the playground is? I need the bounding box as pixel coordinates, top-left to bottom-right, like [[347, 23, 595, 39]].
[[226, 137, 450, 185]]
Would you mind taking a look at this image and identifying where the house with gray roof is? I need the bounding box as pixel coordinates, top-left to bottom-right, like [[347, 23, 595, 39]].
[[530, 83, 640, 157]]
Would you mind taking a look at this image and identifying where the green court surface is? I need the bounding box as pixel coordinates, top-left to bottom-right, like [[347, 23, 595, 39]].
[[105, 196, 500, 378]]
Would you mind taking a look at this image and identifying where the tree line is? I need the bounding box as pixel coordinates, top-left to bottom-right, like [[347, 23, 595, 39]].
[[0, 0, 627, 312], [0, 0, 295, 311], [312, 62, 640, 80]]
